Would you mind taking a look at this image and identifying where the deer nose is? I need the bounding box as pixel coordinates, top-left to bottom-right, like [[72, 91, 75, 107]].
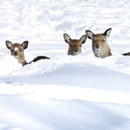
[[14, 52, 18, 56], [75, 48, 79, 52], [95, 44, 100, 49]]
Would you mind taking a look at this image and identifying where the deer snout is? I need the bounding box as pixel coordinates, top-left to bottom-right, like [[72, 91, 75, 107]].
[[95, 44, 100, 49], [14, 51, 18, 56], [75, 48, 79, 52]]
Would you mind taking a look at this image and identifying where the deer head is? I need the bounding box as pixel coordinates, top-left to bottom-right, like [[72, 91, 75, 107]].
[[5, 40, 28, 66], [63, 33, 87, 55], [5, 40, 50, 66], [86, 28, 112, 58]]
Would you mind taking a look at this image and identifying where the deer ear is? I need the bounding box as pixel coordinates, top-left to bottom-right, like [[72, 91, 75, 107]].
[[79, 35, 87, 44], [5, 40, 13, 50], [22, 41, 28, 49], [103, 28, 112, 37], [63, 33, 71, 43], [85, 30, 94, 40]]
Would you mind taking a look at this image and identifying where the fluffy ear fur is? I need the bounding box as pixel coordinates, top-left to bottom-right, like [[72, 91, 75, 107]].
[[85, 30, 94, 39], [79, 35, 87, 44], [103, 28, 112, 37], [5, 40, 13, 50], [21, 41, 28, 49], [63, 33, 71, 43]]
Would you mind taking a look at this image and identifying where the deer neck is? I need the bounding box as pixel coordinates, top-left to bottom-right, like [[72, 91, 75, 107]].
[[17, 54, 28, 66]]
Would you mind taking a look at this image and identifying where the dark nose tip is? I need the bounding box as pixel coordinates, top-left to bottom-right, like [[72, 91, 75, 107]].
[[75, 48, 79, 52], [14, 52, 18, 56], [95, 44, 100, 49]]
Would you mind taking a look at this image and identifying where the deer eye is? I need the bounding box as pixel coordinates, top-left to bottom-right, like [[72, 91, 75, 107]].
[[102, 39, 105, 42], [19, 48, 23, 51]]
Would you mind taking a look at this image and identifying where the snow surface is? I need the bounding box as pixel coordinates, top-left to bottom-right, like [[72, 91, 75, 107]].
[[1, 0, 130, 130]]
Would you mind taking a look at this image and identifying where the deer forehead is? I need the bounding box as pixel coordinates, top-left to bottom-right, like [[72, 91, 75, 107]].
[[92, 34, 106, 43], [93, 34, 106, 40], [69, 39, 82, 45], [13, 43, 24, 50]]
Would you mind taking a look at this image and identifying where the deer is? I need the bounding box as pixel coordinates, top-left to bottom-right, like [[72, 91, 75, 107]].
[[5, 40, 50, 66], [63, 33, 87, 55], [86, 28, 112, 58], [122, 52, 130, 56]]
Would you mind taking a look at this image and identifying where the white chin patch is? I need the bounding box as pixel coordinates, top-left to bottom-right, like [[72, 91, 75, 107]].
[[74, 52, 79, 55], [15, 55, 18, 58], [95, 50, 102, 57], [96, 53, 101, 57]]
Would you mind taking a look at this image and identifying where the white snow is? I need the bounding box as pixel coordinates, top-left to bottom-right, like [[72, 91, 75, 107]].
[[1, 0, 130, 130]]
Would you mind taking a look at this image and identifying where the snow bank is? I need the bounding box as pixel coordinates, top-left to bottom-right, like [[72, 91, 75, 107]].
[[1, 0, 130, 130]]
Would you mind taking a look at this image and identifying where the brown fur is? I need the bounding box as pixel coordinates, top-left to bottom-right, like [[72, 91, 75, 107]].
[[122, 52, 130, 56], [86, 28, 112, 58], [63, 33, 87, 55], [5, 40, 50, 66]]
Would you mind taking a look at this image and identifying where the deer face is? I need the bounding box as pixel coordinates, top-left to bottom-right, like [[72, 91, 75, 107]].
[[5, 41, 28, 65], [86, 28, 112, 58], [91, 34, 107, 57], [63, 33, 87, 55]]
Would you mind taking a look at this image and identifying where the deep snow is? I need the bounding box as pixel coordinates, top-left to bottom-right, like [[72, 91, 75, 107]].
[[1, 0, 130, 130]]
